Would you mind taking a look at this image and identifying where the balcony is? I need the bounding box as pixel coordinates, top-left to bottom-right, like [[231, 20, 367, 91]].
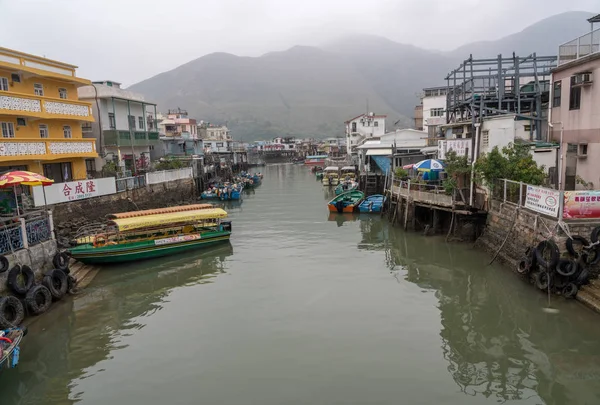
[[103, 130, 161, 147], [0, 138, 97, 162], [0, 92, 94, 121], [558, 28, 600, 65]]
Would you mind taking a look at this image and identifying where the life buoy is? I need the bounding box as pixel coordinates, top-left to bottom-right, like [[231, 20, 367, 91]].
[[93, 234, 107, 248]]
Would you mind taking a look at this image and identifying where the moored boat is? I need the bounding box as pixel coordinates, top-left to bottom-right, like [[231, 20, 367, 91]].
[[358, 194, 386, 213], [304, 155, 328, 166], [335, 179, 358, 195], [327, 190, 365, 213], [219, 183, 243, 201], [0, 327, 25, 371], [69, 205, 232, 264], [322, 166, 339, 186]]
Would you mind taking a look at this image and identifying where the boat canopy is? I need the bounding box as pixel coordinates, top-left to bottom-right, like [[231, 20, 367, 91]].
[[306, 155, 328, 159], [341, 166, 355, 171], [109, 208, 228, 232], [324, 166, 339, 171], [108, 204, 214, 219]]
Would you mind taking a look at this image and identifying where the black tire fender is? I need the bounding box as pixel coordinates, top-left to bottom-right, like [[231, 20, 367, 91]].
[[556, 258, 578, 277], [566, 236, 589, 257], [591, 226, 600, 244], [583, 246, 600, 266], [517, 259, 530, 275], [0, 296, 25, 328], [575, 268, 590, 286], [42, 269, 68, 301], [7, 265, 35, 296], [535, 240, 560, 269], [563, 283, 579, 299], [534, 271, 552, 290], [0, 256, 9, 274], [53, 252, 69, 272], [25, 285, 52, 315]]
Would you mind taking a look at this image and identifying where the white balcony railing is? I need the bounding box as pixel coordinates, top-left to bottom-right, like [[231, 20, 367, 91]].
[[558, 28, 600, 65]]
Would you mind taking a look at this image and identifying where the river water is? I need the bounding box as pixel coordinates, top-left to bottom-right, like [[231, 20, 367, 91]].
[[2, 164, 600, 405]]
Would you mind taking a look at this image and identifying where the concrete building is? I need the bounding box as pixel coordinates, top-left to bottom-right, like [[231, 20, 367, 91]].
[[421, 86, 448, 139], [199, 124, 232, 153], [154, 109, 202, 160], [356, 128, 427, 173], [0, 47, 97, 180], [550, 14, 600, 190], [345, 112, 386, 155], [78, 80, 160, 174]]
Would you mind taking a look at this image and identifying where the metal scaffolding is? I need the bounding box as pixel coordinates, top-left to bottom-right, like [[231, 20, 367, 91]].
[[445, 53, 557, 141]]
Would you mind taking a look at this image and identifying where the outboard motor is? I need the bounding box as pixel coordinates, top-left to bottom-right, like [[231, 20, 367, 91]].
[[336, 200, 344, 213]]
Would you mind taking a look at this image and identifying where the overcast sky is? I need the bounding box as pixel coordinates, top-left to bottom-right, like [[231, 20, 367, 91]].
[[1, 0, 596, 86]]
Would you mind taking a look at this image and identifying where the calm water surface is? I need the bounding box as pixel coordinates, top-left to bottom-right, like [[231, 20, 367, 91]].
[[2, 164, 600, 405]]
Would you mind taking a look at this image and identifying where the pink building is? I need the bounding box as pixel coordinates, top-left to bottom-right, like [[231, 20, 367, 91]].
[[550, 14, 600, 190], [160, 108, 198, 139]]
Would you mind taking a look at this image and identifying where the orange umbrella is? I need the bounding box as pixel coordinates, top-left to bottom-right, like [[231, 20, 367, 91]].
[[0, 171, 54, 215]]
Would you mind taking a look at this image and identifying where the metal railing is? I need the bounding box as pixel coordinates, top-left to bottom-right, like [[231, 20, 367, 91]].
[[0, 211, 53, 254], [116, 175, 146, 192], [558, 27, 600, 65]]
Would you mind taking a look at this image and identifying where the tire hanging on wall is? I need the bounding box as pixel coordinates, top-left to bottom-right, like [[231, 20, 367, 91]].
[[591, 226, 600, 244], [53, 252, 70, 273], [7, 265, 35, 296], [575, 268, 590, 286], [534, 240, 560, 269], [0, 296, 25, 328], [534, 271, 552, 290], [0, 256, 9, 274], [562, 283, 579, 299], [25, 285, 52, 315], [556, 258, 578, 277], [42, 269, 68, 301], [583, 246, 600, 266], [566, 236, 589, 258], [516, 259, 531, 275]]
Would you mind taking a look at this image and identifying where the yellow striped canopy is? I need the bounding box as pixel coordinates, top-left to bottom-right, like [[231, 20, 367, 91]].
[[109, 208, 228, 232]]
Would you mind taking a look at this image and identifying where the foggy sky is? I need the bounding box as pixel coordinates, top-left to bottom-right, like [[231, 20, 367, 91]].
[[1, 0, 597, 86]]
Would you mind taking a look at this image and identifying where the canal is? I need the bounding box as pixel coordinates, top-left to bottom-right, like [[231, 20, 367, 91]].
[[2, 164, 600, 405]]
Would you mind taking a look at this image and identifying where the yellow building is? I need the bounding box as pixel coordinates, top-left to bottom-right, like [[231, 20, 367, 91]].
[[0, 47, 97, 181]]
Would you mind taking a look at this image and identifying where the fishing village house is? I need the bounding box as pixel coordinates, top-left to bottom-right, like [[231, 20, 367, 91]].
[[78, 80, 160, 174], [155, 108, 202, 160], [416, 86, 449, 143], [345, 112, 386, 156], [549, 13, 600, 190], [199, 123, 231, 153], [0, 47, 98, 181]]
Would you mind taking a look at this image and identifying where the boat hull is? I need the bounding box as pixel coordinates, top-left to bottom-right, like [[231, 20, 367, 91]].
[[358, 195, 385, 213], [70, 232, 231, 264], [327, 204, 358, 213], [304, 160, 326, 166]]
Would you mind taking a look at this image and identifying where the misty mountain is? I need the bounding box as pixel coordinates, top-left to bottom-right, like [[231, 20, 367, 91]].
[[129, 11, 595, 141]]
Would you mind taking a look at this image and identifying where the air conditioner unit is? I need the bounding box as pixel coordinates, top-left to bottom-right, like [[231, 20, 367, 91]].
[[573, 72, 593, 85]]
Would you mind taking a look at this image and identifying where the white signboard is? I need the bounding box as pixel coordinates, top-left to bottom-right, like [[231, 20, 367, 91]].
[[32, 177, 117, 206], [525, 185, 560, 217], [154, 234, 201, 246], [439, 139, 472, 160]]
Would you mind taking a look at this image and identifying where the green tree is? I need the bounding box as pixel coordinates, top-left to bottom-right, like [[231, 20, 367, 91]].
[[475, 143, 545, 187]]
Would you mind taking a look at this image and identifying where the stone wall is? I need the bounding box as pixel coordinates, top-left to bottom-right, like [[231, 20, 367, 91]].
[[476, 200, 600, 273], [0, 240, 57, 294], [52, 178, 198, 242]]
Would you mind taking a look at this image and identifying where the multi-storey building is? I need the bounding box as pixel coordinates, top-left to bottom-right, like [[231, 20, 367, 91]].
[[78, 80, 160, 174], [345, 112, 386, 155], [0, 47, 97, 181]]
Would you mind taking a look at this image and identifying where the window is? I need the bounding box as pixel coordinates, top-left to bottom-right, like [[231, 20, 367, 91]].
[[128, 115, 136, 129], [10, 73, 20, 83], [579, 144, 588, 156], [108, 113, 116, 129], [63, 125, 72, 138], [1, 122, 15, 138], [34, 83, 44, 96], [58, 88, 67, 99], [39, 124, 49, 138], [16, 118, 26, 127], [481, 130, 489, 148], [138, 116, 144, 129], [430, 108, 444, 117], [567, 143, 578, 153], [81, 123, 92, 133], [552, 81, 561, 107], [216, 142, 224, 147], [85, 159, 96, 173], [569, 76, 581, 110], [0, 77, 8, 91], [374, 121, 379, 127], [524, 124, 536, 132]]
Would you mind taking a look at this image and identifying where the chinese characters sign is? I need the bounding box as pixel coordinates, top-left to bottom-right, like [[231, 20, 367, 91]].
[[525, 185, 560, 217], [563, 191, 600, 219], [438, 139, 472, 160], [32, 177, 117, 207]]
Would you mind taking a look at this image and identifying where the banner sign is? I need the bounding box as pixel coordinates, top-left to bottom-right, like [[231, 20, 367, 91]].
[[525, 185, 560, 217], [438, 139, 471, 160], [563, 190, 600, 219], [32, 177, 117, 206], [154, 234, 201, 246]]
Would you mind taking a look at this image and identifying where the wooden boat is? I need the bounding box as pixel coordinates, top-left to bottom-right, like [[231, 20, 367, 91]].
[[358, 194, 386, 213], [327, 190, 365, 213], [316, 171, 324, 180], [340, 166, 356, 181], [0, 328, 25, 371], [322, 166, 339, 186], [335, 179, 358, 195], [219, 183, 243, 201], [69, 205, 232, 264], [304, 155, 328, 166]]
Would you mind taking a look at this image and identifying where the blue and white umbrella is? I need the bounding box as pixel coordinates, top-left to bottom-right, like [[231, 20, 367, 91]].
[[412, 159, 445, 172]]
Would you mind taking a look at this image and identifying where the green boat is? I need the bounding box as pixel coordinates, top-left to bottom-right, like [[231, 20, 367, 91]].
[[69, 204, 232, 264]]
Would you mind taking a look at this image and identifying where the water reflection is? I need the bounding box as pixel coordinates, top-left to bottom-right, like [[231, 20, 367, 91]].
[[0, 244, 233, 405], [327, 213, 358, 227], [357, 216, 600, 405]]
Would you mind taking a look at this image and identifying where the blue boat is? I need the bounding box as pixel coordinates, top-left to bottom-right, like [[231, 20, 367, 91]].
[[219, 184, 243, 201], [201, 190, 221, 199], [0, 328, 25, 372], [358, 194, 386, 213]]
